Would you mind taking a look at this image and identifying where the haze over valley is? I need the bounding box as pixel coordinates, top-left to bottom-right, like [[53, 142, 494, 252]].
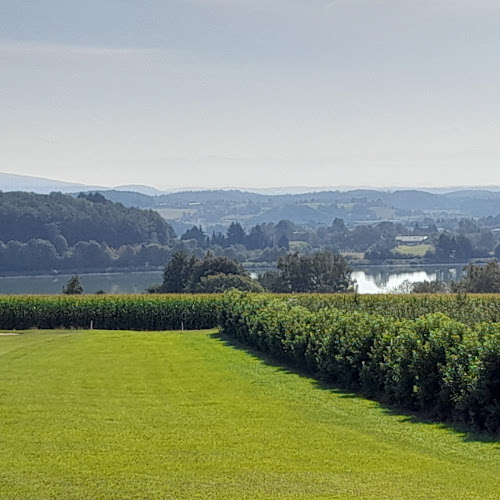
[[2, 1, 499, 190]]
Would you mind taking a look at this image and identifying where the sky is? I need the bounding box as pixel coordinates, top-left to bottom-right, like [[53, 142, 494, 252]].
[[1, 0, 499, 190]]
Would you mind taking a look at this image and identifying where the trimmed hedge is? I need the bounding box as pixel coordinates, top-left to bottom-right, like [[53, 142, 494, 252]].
[[0, 295, 222, 330], [220, 291, 500, 433]]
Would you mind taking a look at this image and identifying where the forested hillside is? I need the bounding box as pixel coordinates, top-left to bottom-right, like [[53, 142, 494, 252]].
[[0, 192, 174, 246], [1, 190, 500, 275], [0, 192, 175, 273], [94, 187, 500, 232]]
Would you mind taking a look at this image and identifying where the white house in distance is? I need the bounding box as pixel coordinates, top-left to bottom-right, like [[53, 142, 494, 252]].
[[395, 235, 428, 246]]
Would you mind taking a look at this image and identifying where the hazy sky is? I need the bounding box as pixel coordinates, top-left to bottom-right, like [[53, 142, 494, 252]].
[[1, 1, 499, 190]]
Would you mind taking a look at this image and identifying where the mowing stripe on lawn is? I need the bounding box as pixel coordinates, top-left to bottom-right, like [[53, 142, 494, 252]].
[[1, 330, 499, 499]]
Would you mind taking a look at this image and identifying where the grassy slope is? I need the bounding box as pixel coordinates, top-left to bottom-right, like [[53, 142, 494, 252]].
[[393, 244, 433, 257], [1, 331, 499, 499]]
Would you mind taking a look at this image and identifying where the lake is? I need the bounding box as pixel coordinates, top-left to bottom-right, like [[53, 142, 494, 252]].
[[351, 265, 465, 293], [0, 271, 163, 295], [0, 265, 465, 295]]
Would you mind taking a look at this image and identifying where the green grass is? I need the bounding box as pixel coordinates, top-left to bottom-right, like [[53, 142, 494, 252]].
[[1, 330, 499, 499], [393, 244, 433, 256]]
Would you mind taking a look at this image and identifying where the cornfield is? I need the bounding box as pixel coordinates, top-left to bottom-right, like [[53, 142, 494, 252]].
[[0, 294, 222, 330], [291, 293, 500, 325]]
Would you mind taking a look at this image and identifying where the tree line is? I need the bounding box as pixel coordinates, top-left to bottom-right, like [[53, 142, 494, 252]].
[[152, 249, 500, 294], [180, 218, 500, 264], [148, 249, 355, 294], [1, 191, 499, 275]]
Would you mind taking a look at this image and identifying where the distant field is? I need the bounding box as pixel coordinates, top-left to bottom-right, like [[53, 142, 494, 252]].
[[371, 206, 396, 219], [154, 207, 197, 220], [1, 330, 499, 499], [339, 251, 365, 259], [394, 243, 433, 256]]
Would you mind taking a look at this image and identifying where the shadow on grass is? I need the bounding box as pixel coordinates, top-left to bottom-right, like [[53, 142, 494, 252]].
[[210, 330, 499, 445]]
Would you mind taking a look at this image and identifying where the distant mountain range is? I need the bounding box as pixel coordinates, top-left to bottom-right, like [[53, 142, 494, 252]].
[[0, 172, 108, 194], [2, 172, 500, 232], [0, 172, 174, 196], [3, 171, 500, 197]]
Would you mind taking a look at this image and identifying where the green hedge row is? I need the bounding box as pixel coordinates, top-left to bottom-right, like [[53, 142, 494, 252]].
[[220, 291, 500, 434], [3, 291, 500, 432], [0, 295, 222, 330]]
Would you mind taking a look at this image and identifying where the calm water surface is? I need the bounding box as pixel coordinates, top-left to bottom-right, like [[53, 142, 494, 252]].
[[0, 266, 465, 295], [352, 266, 464, 293], [0, 271, 163, 295]]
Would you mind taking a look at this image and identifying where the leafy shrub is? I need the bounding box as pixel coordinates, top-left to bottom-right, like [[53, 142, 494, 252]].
[[220, 291, 500, 433]]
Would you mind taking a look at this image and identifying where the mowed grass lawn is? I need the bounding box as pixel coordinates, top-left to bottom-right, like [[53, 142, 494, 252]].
[[393, 244, 433, 257], [1, 331, 499, 499]]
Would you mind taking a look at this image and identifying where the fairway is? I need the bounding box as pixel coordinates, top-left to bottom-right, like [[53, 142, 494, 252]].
[[1, 331, 499, 499]]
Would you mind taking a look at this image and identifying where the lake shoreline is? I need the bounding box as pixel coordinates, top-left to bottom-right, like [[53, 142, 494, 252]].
[[0, 259, 491, 279], [0, 268, 164, 279], [0, 266, 466, 295]]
